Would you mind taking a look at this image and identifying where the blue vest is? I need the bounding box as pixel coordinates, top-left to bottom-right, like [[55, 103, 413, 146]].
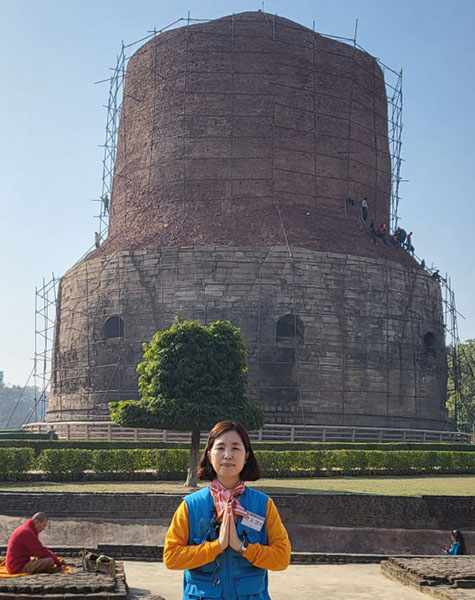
[[183, 486, 270, 600]]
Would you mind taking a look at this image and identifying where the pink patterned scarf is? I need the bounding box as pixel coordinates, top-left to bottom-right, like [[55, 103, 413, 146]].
[[209, 479, 248, 519]]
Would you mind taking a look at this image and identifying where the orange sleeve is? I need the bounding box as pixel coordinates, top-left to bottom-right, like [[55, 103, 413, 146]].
[[163, 500, 223, 570], [242, 497, 291, 570]]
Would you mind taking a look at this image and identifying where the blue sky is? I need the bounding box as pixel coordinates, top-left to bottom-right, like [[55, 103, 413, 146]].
[[0, 0, 474, 386]]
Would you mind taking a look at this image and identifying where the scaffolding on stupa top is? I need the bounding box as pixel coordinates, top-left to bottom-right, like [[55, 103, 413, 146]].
[[92, 13, 404, 241]]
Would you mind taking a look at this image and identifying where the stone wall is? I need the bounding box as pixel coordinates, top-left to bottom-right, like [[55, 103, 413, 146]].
[[46, 11, 449, 430], [48, 246, 448, 430], [1, 493, 473, 531]]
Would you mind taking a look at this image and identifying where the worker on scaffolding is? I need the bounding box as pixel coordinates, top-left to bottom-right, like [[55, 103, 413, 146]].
[[405, 231, 414, 256], [361, 198, 368, 222], [102, 194, 109, 215], [431, 270, 447, 285], [376, 223, 388, 245], [392, 227, 406, 248], [369, 221, 378, 244]]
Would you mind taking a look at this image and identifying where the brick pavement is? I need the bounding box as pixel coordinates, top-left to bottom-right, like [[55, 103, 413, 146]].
[[0, 558, 127, 599], [382, 556, 475, 600]]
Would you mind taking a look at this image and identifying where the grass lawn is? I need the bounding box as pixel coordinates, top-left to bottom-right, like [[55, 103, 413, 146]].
[[1, 475, 474, 496]]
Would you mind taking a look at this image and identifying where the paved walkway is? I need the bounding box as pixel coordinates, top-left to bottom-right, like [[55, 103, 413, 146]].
[[124, 562, 426, 599]]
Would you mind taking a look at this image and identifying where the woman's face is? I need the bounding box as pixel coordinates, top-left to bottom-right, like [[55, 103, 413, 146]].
[[208, 430, 249, 484]]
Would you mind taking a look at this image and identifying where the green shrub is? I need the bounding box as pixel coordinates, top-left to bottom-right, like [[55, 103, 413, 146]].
[[0, 431, 58, 440], [0, 440, 192, 456], [450, 451, 475, 473], [382, 450, 411, 474], [5, 447, 475, 481], [152, 449, 190, 479], [321, 450, 369, 473], [0, 448, 35, 480], [252, 442, 475, 452], [286, 450, 319, 476], [1, 439, 473, 457], [256, 450, 319, 477], [90, 449, 147, 474], [37, 449, 93, 480]]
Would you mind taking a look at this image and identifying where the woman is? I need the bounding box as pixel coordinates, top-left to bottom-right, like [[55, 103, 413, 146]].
[[164, 421, 291, 599], [444, 529, 466, 555]]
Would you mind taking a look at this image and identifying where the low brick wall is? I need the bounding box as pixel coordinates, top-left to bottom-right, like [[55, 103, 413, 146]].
[[1, 492, 474, 555], [0, 492, 474, 530]]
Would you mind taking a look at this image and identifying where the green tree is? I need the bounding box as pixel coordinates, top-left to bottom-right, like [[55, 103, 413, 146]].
[[109, 319, 264, 486], [0, 371, 43, 429], [447, 339, 475, 432]]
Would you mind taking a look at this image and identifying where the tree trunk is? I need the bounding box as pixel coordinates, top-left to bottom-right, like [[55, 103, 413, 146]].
[[184, 428, 201, 487]]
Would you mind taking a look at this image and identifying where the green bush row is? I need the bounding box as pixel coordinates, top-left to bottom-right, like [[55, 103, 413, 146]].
[[0, 440, 191, 455], [35, 449, 189, 480], [0, 432, 57, 440], [1, 439, 474, 456], [256, 450, 475, 477], [0, 448, 35, 480], [2, 448, 475, 481]]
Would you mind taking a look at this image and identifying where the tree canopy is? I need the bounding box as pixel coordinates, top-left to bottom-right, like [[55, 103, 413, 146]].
[[109, 319, 264, 485], [447, 339, 475, 432], [0, 371, 41, 429]]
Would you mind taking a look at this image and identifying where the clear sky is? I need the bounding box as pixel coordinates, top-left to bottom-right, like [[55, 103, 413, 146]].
[[0, 0, 474, 386]]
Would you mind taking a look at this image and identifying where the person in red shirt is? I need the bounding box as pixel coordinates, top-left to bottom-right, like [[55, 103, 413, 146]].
[[6, 512, 62, 574]]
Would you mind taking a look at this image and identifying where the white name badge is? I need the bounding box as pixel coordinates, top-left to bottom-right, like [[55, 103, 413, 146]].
[[241, 511, 265, 532]]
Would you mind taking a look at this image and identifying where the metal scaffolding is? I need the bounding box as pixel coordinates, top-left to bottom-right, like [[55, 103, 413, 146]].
[[29, 274, 58, 423], [92, 17, 208, 243], [91, 15, 404, 242], [381, 65, 403, 232], [91, 44, 126, 241], [26, 14, 458, 436], [442, 277, 473, 431]]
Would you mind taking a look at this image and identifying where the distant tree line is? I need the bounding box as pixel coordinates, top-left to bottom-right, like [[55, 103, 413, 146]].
[[0, 371, 46, 429], [447, 339, 475, 433]]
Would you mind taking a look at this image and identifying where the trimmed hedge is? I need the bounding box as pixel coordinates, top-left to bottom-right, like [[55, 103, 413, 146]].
[[0, 431, 58, 440], [0, 448, 35, 480], [255, 450, 475, 477], [2, 448, 475, 481], [0, 440, 192, 456], [1, 439, 474, 457], [35, 449, 190, 481]]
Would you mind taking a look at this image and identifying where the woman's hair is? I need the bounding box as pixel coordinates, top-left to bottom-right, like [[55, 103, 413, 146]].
[[197, 421, 262, 482], [452, 529, 466, 554]]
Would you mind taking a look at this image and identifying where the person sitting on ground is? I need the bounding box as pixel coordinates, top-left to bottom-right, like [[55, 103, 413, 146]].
[[443, 529, 466, 555], [5, 512, 62, 574]]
